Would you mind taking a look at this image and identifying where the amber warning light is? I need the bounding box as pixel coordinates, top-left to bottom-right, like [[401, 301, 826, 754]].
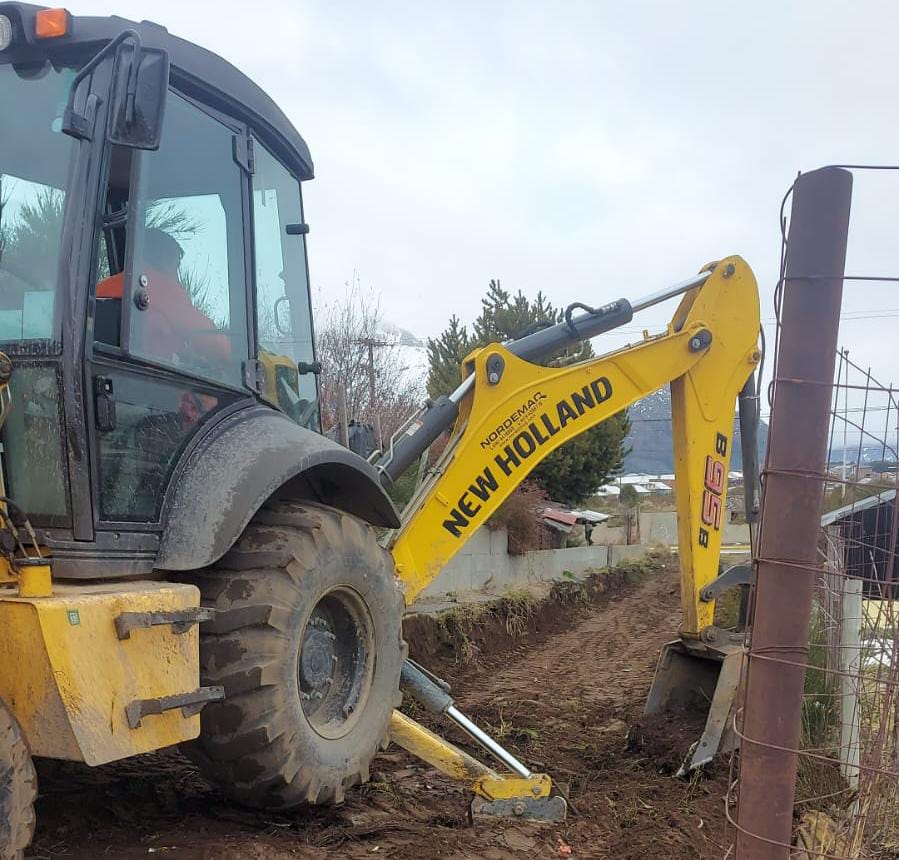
[[35, 8, 71, 39]]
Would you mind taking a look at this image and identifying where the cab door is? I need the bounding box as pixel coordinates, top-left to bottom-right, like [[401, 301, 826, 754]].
[[88, 90, 254, 529]]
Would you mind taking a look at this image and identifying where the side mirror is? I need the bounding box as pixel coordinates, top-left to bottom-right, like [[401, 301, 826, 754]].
[[63, 30, 169, 150], [107, 44, 169, 150]]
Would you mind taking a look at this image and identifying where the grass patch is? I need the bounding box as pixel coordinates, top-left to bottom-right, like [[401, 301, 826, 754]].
[[498, 588, 539, 637], [795, 610, 847, 812], [435, 603, 490, 665], [481, 708, 542, 752]]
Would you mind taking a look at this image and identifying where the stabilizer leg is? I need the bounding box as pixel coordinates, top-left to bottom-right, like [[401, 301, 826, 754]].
[[389, 661, 567, 822]]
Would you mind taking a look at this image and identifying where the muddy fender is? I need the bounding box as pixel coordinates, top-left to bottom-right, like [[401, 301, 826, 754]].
[[155, 406, 399, 571]]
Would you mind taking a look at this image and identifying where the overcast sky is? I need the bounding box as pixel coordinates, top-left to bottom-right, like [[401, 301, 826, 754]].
[[65, 1, 899, 442]]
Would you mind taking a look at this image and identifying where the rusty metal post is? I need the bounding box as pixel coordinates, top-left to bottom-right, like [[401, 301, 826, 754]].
[[735, 167, 852, 857]]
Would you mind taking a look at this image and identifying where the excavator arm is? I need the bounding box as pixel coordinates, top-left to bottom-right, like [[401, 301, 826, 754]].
[[379, 258, 761, 811], [387, 256, 761, 637]]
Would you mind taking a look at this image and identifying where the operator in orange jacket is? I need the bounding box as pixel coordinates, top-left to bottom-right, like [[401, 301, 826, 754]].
[[97, 227, 231, 370]]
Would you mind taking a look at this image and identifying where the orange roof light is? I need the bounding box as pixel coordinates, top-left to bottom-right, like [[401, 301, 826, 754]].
[[35, 8, 71, 39]]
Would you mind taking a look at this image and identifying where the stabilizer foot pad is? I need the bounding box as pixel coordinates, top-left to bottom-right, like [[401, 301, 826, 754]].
[[471, 794, 568, 823]]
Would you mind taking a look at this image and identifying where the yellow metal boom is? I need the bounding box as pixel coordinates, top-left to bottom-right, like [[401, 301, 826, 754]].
[[389, 257, 761, 639]]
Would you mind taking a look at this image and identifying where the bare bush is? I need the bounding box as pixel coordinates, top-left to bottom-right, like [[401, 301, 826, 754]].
[[488, 482, 553, 555], [314, 275, 424, 449]]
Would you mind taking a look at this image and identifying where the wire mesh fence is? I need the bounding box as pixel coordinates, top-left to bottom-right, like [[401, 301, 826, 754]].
[[728, 167, 899, 858], [802, 350, 899, 857]]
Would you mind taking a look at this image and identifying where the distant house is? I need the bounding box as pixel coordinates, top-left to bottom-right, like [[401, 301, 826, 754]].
[[538, 505, 610, 548], [594, 485, 621, 497], [540, 507, 578, 534], [644, 481, 673, 495], [821, 491, 898, 598], [539, 506, 609, 533], [602, 474, 675, 496]]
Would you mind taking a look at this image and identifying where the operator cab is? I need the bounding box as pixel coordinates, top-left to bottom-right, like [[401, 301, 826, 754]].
[[0, 3, 320, 573]]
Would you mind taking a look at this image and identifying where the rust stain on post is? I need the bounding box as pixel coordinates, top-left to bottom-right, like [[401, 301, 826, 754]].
[[735, 167, 853, 858]]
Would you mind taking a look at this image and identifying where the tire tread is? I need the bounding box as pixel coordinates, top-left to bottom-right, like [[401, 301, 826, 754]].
[[185, 501, 404, 809]]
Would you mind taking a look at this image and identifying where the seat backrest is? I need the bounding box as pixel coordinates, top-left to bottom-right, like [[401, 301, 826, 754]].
[[95, 298, 122, 346]]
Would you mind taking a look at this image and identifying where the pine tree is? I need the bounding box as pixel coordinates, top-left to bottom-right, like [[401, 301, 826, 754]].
[[426, 315, 472, 398], [473, 280, 548, 345], [531, 413, 631, 505], [427, 279, 630, 505]]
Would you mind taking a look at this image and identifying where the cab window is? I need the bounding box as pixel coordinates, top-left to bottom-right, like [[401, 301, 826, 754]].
[[0, 64, 75, 354], [251, 143, 318, 428], [131, 94, 248, 385], [94, 92, 250, 388]]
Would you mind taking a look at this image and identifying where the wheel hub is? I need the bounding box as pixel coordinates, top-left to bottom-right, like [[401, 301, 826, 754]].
[[298, 588, 374, 738], [300, 614, 336, 689]]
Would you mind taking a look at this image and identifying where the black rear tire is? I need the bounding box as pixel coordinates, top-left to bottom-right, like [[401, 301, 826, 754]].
[[0, 698, 36, 859], [184, 500, 405, 809]]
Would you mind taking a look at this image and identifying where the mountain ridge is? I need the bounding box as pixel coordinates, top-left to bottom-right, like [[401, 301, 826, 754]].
[[622, 388, 768, 474]]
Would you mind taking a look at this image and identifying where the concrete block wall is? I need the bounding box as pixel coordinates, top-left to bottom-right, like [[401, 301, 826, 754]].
[[638, 511, 750, 547], [722, 521, 751, 544], [607, 544, 654, 564], [640, 511, 679, 545], [419, 525, 618, 600], [414, 511, 751, 602], [589, 524, 628, 545]]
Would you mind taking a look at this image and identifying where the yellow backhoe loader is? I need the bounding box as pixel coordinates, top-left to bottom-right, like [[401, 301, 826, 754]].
[[0, 4, 762, 855]]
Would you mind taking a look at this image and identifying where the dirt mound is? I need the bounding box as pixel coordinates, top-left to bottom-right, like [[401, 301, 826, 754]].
[[626, 710, 710, 776], [28, 553, 731, 859]]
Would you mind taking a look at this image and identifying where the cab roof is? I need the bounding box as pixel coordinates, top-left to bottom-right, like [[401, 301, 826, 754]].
[[0, 3, 314, 179]]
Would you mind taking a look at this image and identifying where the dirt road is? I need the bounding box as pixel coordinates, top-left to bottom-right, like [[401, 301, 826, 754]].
[[28, 561, 730, 859]]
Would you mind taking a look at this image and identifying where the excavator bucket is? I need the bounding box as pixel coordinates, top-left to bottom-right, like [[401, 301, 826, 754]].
[[644, 638, 744, 774], [645, 557, 755, 774]]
